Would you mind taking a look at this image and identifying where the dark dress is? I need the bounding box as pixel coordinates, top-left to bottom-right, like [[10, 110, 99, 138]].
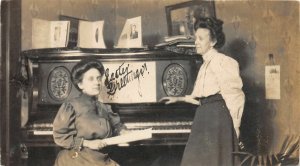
[[180, 95, 239, 166], [180, 49, 244, 166], [53, 93, 125, 166]]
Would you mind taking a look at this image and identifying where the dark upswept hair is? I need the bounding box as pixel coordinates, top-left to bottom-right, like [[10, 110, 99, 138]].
[[194, 17, 225, 48], [71, 58, 105, 91]]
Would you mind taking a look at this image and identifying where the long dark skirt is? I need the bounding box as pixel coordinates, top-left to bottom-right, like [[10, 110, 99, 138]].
[[180, 99, 239, 166], [54, 148, 119, 166]]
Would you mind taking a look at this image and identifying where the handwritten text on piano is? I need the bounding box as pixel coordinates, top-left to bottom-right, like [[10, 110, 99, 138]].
[[104, 62, 149, 96]]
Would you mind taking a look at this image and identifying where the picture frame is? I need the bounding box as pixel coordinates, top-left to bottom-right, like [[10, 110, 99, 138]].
[[165, 1, 216, 36]]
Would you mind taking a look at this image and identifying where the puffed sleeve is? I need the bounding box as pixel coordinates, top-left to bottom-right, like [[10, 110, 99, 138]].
[[212, 56, 245, 129], [104, 104, 126, 135], [53, 102, 81, 149]]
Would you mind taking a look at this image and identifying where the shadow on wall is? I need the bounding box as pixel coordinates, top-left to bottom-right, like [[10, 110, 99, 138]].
[[143, 34, 161, 47], [222, 38, 274, 155]]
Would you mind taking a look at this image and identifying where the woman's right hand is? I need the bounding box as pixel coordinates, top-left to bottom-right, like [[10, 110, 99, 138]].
[[184, 95, 200, 105], [159, 96, 200, 105], [159, 96, 182, 104], [83, 139, 107, 150]]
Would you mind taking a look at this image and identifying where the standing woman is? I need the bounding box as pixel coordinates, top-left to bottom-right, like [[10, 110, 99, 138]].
[[53, 58, 127, 166], [160, 17, 245, 166]]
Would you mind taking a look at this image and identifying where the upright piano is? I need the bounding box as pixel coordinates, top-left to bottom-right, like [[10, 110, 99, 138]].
[[21, 48, 202, 150]]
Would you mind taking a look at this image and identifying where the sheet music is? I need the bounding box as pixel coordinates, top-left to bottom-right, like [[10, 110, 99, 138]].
[[102, 128, 152, 145], [265, 65, 280, 99]]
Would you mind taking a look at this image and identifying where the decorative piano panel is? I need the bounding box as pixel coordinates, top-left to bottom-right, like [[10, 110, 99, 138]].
[[22, 48, 202, 147]]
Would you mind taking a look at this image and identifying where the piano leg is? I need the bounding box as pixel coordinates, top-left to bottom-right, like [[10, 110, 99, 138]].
[[20, 144, 28, 166]]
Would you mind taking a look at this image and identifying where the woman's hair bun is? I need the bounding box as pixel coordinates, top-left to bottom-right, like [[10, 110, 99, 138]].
[[194, 17, 225, 48]]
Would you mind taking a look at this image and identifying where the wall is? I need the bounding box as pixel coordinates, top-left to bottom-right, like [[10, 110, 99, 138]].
[[21, 0, 300, 155]]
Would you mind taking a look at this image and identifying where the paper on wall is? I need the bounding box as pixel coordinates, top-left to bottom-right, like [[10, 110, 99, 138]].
[[265, 65, 280, 99]]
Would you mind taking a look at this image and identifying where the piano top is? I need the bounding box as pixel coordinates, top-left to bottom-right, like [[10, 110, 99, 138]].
[[22, 48, 201, 62]]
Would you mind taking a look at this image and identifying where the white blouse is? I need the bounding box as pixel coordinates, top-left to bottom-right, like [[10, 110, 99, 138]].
[[191, 48, 245, 129]]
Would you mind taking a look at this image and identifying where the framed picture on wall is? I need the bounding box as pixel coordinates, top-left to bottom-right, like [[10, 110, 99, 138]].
[[165, 1, 216, 36]]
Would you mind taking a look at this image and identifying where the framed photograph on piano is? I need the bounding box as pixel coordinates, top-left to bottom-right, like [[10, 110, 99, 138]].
[[165, 1, 216, 36]]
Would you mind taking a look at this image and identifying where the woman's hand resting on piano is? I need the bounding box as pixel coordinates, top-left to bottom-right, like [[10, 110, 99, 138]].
[[159, 95, 200, 105], [83, 139, 107, 150]]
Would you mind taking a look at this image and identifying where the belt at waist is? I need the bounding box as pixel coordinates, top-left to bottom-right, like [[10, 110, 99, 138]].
[[195, 94, 223, 105]]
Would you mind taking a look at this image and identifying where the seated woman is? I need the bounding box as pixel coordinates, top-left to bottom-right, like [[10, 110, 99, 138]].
[[53, 58, 127, 166]]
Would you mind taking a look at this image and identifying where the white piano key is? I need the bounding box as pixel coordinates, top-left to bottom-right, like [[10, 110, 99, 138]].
[[33, 130, 53, 135], [151, 129, 191, 134]]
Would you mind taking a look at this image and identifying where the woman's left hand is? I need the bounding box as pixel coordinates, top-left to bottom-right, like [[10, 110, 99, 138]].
[[120, 129, 131, 135], [83, 139, 107, 150]]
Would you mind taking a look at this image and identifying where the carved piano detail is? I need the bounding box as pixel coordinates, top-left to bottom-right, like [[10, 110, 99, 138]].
[[22, 48, 202, 147]]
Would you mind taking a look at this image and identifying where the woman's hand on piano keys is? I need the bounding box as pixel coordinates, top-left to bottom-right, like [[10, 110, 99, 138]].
[[83, 139, 107, 150]]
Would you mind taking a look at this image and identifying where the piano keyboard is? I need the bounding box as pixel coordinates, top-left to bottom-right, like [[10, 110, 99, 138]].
[[151, 128, 190, 134], [124, 121, 192, 134], [124, 121, 193, 128], [29, 121, 193, 135]]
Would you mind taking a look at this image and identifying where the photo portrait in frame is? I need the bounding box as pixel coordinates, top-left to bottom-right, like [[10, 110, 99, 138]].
[[165, 1, 216, 36]]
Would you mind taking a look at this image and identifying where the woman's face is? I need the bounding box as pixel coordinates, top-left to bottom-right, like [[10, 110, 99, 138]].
[[194, 28, 216, 55], [78, 68, 102, 96]]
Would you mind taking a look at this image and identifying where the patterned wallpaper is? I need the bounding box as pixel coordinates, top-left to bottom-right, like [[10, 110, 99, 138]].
[[215, 1, 299, 153]]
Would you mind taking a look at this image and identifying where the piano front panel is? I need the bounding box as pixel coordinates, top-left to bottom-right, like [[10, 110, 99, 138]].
[[37, 60, 199, 105], [23, 49, 202, 147], [38, 62, 80, 105]]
